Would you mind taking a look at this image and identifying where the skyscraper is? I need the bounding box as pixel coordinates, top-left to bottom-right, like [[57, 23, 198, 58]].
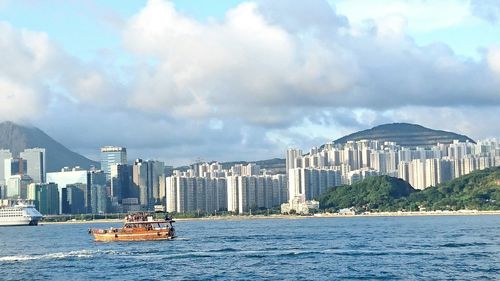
[[0, 149, 12, 186], [20, 148, 46, 183], [4, 158, 27, 181], [132, 159, 153, 210], [89, 170, 107, 214], [150, 161, 165, 204], [110, 164, 132, 202], [27, 183, 59, 215], [100, 146, 127, 178], [6, 175, 32, 199], [47, 167, 90, 214], [61, 185, 86, 214]]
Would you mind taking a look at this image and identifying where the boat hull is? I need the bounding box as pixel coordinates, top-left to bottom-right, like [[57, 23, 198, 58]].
[[0, 217, 41, 227], [92, 229, 175, 242]]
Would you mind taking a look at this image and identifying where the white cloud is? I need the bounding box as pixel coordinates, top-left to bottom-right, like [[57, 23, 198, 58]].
[[0, 78, 45, 121], [487, 45, 500, 74], [0, 22, 58, 122], [120, 0, 500, 123], [470, 0, 500, 23], [123, 0, 361, 124], [1, 0, 500, 164], [388, 106, 500, 140], [335, 0, 471, 32]]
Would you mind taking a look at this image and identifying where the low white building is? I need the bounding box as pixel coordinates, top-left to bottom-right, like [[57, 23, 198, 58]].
[[281, 196, 319, 215]]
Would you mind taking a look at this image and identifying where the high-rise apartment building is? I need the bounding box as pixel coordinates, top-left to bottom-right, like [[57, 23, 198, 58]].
[[288, 167, 342, 202]]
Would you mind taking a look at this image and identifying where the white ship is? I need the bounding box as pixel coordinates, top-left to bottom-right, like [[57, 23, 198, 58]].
[[0, 201, 43, 226]]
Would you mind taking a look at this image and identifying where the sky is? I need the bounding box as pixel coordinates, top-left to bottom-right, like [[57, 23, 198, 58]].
[[0, 0, 500, 165]]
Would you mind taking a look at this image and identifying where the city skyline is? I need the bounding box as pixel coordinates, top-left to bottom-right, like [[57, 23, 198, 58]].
[[1, 0, 500, 165], [1, 136, 497, 216]]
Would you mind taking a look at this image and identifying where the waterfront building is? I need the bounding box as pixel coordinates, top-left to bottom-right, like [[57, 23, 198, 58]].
[[214, 177, 227, 211], [286, 148, 303, 186], [280, 197, 319, 215], [166, 174, 235, 214], [46, 167, 90, 214], [288, 167, 342, 201], [20, 148, 46, 183], [165, 176, 178, 213], [89, 170, 107, 214], [61, 185, 86, 214], [226, 175, 239, 213], [27, 183, 59, 215], [271, 174, 287, 206], [110, 164, 132, 202], [237, 176, 256, 213]]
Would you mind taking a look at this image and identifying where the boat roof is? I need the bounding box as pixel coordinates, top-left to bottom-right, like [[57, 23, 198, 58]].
[[124, 220, 175, 224]]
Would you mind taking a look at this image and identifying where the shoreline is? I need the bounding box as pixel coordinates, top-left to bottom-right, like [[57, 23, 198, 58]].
[[39, 210, 500, 225]]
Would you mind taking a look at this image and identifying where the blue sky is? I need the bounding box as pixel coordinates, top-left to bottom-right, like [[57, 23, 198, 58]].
[[0, 0, 499, 164], [0, 0, 245, 61], [2, 0, 497, 60]]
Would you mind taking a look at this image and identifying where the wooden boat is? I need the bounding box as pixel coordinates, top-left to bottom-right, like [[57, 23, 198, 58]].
[[89, 214, 176, 242]]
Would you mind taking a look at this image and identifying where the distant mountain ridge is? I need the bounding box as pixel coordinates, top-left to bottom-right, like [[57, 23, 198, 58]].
[[331, 123, 475, 147], [175, 158, 286, 172], [0, 121, 99, 172]]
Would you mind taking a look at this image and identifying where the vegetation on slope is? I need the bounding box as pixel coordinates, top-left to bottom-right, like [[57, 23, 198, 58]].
[[318, 167, 500, 212], [408, 167, 500, 210], [318, 176, 417, 212]]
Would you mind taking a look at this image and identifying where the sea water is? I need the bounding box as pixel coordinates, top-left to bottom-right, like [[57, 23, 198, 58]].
[[1, 215, 499, 280]]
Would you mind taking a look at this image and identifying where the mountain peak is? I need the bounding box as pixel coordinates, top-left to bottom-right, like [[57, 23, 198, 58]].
[[0, 121, 99, 172], [332, 123, 475, 147]]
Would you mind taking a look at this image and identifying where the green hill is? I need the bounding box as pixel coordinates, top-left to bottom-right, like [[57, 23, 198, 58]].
[[318, 167, 500, 212], [331, 123, 475, 147], [318, 176, 417, 212], [407, 166, 500, 210]]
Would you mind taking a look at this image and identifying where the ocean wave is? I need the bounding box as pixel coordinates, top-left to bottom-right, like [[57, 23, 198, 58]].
[[0, 249, 111, 263], [174, 237, 191, 241], [439, 242, 490, 248], [210, 247, 240, 253]]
